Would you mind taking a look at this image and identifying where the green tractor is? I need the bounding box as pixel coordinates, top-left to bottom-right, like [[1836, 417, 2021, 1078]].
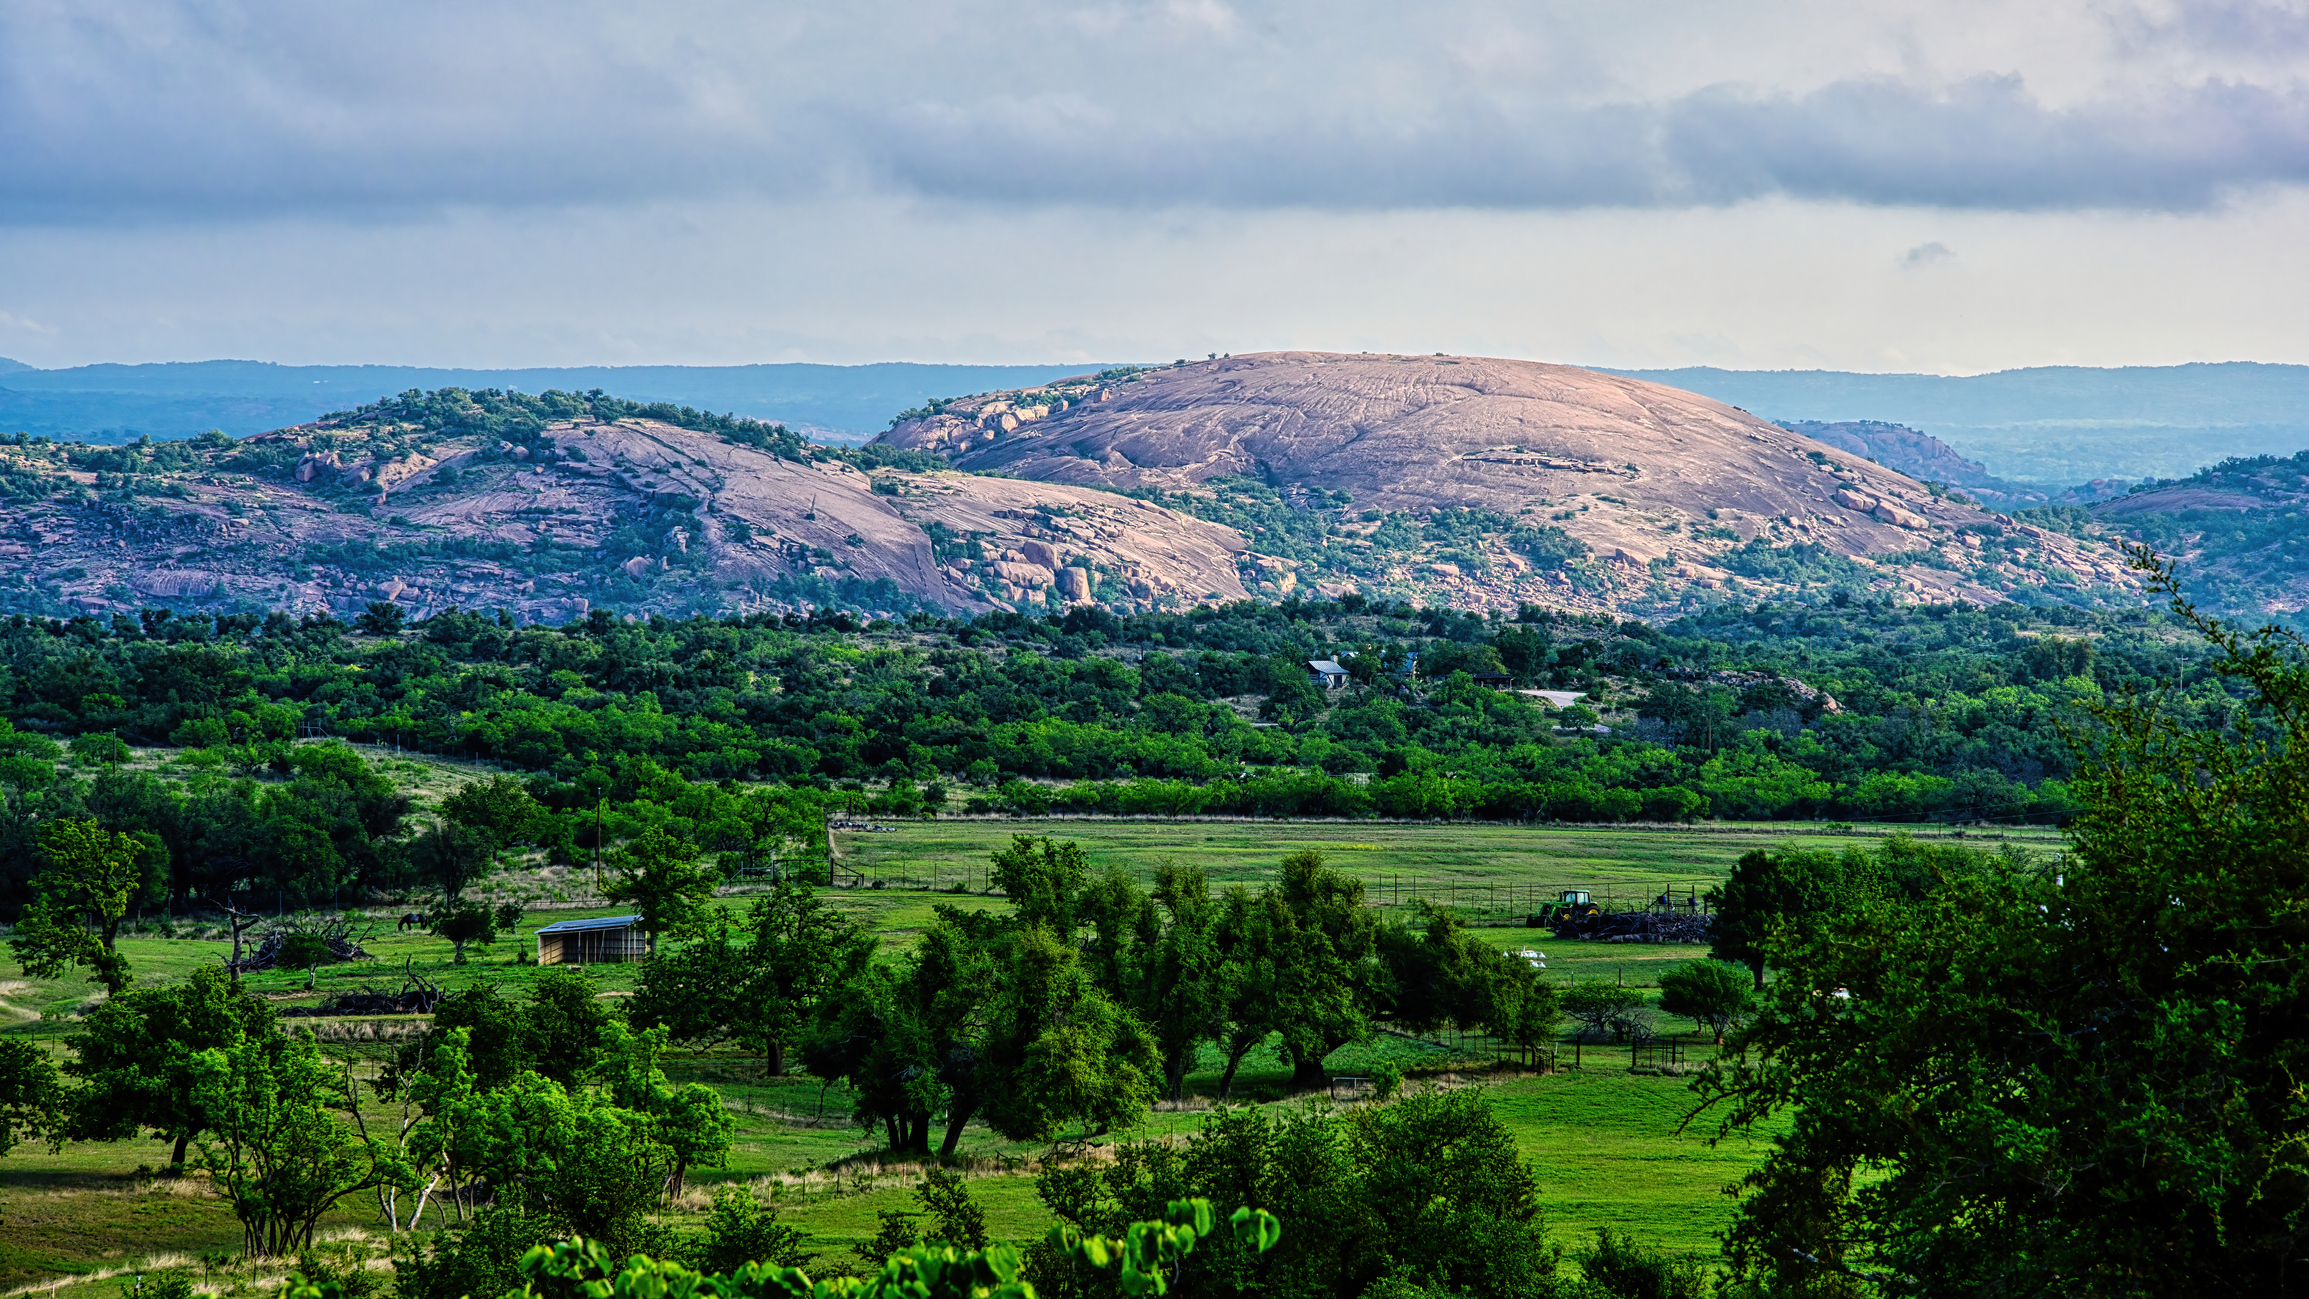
[[1530, 889, 1598, 927]]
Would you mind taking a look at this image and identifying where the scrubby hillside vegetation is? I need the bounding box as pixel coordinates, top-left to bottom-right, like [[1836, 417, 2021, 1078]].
[[0, 389, 1253, 625], [0, 584, 2229, 914], [2080, 449, 2309, 624]]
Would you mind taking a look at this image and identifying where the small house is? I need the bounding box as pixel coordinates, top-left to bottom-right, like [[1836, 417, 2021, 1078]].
[[1468, 671, 1512, 689], [534, 915, 648, 965], [1306, 659, 1351, 689]]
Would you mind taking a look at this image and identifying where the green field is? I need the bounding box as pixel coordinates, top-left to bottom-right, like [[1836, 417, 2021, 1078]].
[[0, 815, 2051, 1292], [837, 814, 2062, 923]]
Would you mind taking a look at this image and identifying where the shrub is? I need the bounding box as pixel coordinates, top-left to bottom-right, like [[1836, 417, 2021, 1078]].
[[687, 1184, 816, 1274], [1578, 1228, 1708, 1299]]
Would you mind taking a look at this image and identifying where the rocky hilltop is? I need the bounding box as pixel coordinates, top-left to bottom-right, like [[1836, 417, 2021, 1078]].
[[0, 361, 2147, 624], [874, 352, 2139, 613], [0, 410, 1248, 623], [2085, 450, 2309, 621]]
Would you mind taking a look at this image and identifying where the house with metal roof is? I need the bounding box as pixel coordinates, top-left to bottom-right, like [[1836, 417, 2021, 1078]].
[[534, 914, 648, 965], [1306, 659, 1351, 688]]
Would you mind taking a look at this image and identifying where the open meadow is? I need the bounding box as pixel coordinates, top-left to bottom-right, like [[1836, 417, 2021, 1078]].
[[0, 815, 2063, 1294]]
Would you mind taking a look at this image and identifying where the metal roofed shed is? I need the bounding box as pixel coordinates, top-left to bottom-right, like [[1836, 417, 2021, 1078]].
[[534, 914, 648, 965], [1306, 659, 1351, 688]]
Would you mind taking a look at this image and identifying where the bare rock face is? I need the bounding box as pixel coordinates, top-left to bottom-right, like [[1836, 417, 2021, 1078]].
[[875, 351, 2140, 613], [0, 417, 1248, 624]]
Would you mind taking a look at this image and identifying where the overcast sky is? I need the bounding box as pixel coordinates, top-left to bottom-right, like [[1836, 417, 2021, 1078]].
[[4, 0, 2307, 372]]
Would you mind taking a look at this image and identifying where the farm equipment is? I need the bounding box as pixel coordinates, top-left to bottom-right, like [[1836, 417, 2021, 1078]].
[[1541, 886, 1713, 944], [1528, 890, 1598, 927]]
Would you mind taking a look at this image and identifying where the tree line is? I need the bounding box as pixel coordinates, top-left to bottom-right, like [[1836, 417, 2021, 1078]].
[[0, 592, 2223, 915], [623, 838, 1557, 1155]]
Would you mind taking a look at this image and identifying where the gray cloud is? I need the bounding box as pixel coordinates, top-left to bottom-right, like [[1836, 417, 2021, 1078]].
[[2108, 0, 2309, 56], [1902, 241, 1956, 267], [2, 1, 2307, 224]]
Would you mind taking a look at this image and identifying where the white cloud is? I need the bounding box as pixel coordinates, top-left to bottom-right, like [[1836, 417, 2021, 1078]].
[[3, 1, 2306, 222], [1, 0, 2304, 368]]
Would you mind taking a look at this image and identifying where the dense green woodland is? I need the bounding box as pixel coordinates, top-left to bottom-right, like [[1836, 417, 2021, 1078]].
[[0, 591, 2239, 914], [4, 558, 2306, 1297]]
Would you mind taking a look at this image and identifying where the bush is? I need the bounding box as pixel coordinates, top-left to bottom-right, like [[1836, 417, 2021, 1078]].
[[687, 1184, 816, 1274], [1560, 983, 1649, 1042], [170, 717, 230, 748], [120, 1274, 197, 1299], [393, 1207, 558, 1299], [1578, 1228, 1708, 1299], [291, 1253, 378, 1299], [276, 933, 335, 971], [70, 732, 132, 767], [1366, 1060, 1404, 1101]]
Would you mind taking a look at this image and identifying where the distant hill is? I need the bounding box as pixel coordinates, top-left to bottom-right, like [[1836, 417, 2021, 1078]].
[[0, 388, 1247, 623], [0, 359, 1124, 443], [1770, 419, 2133, 510], [872, 351, 2138, 617], [12, 355, 2305, 491], [1608, 362, 2309, 487], [2071, 450, 2309, 625]]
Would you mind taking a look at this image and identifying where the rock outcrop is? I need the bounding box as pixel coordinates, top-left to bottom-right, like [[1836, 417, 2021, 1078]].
[[0, 417, 1248, 623], [874, 352, 2141, 614]]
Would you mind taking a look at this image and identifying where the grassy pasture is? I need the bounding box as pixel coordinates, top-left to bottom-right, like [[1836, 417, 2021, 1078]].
[[0, 815, 2053, 1290], [835, 814, 2060, 926]]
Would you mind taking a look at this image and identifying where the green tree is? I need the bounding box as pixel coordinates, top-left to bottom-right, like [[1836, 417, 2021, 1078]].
[[989, 835, 1091, 934], [397, 1029, 687, 1257], [603, 825, 716, 956], [424, 982, 530, 1093], [11, 818, 146, 993], [452, 1197, 1273, 1299], [1707, 842, 1877, 990], [402, 819, 495, 903], [424, 971, 609, 1093], [981, 923, 1161, 1147], [519, 966, 613, 1088], [1696, 556, 2309, 1293], [916, 1166, 988, 1250], [593, 1021, 735, 1197], [355, 602, 405, 636], [439, 775, 545, 849], [192, 1028, 390, 1257], [392, 1206, 560, 1299], [0, 1038, 61, 1155], [1263, 849, 1380, 1089], [1378, 900, 1558, 1048], [1030, 1092, 1538, 1299], [1577, 1229, 1707, 1299], [1133, 864, 1238, 1103], [630, 880, 873, 1076], [426, 898, 516, 964], [65, 964, 279, 1167], [1560, 983, 1648, 1043], [806, 907, 1004, 1157], [1655, 960, 1755, 1046]]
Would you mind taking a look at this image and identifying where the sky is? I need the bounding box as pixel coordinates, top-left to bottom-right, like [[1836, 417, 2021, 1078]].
[[3, 0, 2308, 374]]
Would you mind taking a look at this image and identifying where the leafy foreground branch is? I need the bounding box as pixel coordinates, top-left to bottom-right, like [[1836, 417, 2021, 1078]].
[[1695, 547, 2309, 1297], [287, 1199, 1279, 1299]]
